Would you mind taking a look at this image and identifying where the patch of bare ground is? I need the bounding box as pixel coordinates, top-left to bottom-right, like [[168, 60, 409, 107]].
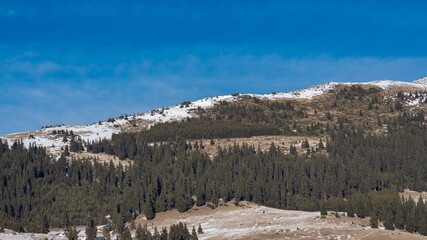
[[68, 135, 324, 166], [400, 189, 427, 203], [133, 201, 427, 240], [70, 152, 132, 167], [188, 135, 325, 157], [119, 118, 154, 132], [385, 85, 427, 95]]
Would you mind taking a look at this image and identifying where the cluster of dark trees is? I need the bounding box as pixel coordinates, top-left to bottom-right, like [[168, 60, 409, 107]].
[[131, 98, 325, 143], [367, 195, 427, 234], [69, 136, 84, 153], [1, 104, 427, 236], [63, 222, 200, 240], [137, 118, 282, 142], [335, 85, 380, 101], [131, 222, 199, 240]]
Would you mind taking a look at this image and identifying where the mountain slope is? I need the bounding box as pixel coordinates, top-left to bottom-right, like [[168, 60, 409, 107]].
[[413, 76, 427, 84], [1, 77, 427, 156], [3, 77, 427, 238]]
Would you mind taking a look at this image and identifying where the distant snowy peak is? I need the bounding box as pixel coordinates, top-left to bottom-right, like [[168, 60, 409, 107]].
[[413, 76, 427, 85]]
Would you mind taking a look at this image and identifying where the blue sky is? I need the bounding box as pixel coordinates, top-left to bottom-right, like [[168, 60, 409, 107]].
[[1, 1, 427, 134]]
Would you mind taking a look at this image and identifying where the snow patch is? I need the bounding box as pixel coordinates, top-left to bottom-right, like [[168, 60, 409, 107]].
[[1, 121, 122, 155], [413, 76, 427, 85]]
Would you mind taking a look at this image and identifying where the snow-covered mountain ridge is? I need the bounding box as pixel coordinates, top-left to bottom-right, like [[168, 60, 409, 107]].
[[1, 78, 427, 155], [413, 76, 427, 85]]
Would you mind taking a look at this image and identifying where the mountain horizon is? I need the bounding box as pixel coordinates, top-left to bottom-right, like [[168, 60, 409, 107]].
[[1, 76, 426, 135]]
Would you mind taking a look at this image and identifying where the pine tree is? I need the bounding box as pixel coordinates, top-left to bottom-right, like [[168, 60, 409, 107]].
[[160, 227, 168, 240], [64, 145, 70, 156], [354, 193, 366, 218], [85, 217, 97, 240], [122, 228, 132, 240], [114, 213, 125, 234], [197, 224, 203, 234], [326, 111, 333, 121], [42, 215, 49, 233], [318, 139, 325, 149], [176, 188, 192, 213], [136, 223, 153, 240], [346, 200, 355, 217], [233, 196, 240, 206], [144, 201, 156, 220], [289, 145, 297, 156], [320, 202, 327, 218], [191, 226, 198, 240], [66, 226, 78, 240], [195, 189, 206, 207], [415, 198, 426, 234], [370, 214, 378, 228], [405, 204, 416, 233], [286, 192, 296, 210], [145, 227, 153, 240], [394, 202, 405, 230], [301, 139, 309, 148], [153, 226, 161, 240], [383, 209, 395, 231], [418, 213, 427, 236], [136, 224, 143, 239]]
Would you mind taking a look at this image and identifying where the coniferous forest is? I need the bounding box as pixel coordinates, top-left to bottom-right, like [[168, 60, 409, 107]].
[[1, 109, 427, 236]]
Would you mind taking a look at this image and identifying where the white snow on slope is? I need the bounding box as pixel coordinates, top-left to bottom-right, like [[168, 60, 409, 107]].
[[369, 79, 427, 89], [326, 79, 427, 90], [0, 233, 33, 240], [133, 95, 236, 123], [413, 76, 427, 85], [131, 82, 339, 124], [1, 121, 123, 155], [131, 79, 427, 125], [1, 78, 427, 154]]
